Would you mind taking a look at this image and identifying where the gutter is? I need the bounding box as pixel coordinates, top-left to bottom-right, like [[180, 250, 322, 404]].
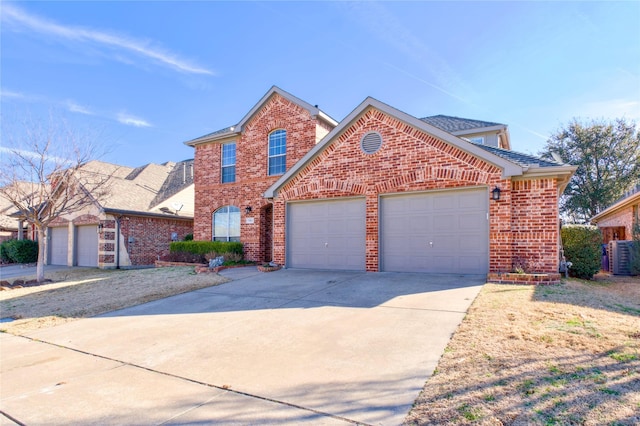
[[103, 208, 194, 221]]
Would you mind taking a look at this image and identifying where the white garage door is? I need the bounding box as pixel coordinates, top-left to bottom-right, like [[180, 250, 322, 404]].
[[287, 198, 366, 271], [381, 188, 489, 274], [49, 227, 68, 265], [76, 225, 98, 267]]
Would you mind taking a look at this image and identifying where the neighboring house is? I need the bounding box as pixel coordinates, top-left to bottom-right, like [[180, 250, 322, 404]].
[[591, 185, 640, 244], [187, 86, 576, 275], [0, 181, 40, 243], [46, 159, 194, 268]]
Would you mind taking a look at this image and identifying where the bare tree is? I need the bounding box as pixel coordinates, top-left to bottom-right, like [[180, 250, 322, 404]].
[[0, 111, 114, 282]]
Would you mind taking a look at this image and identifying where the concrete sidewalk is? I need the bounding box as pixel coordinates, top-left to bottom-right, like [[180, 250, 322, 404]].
[[1, 269, 484, 425]]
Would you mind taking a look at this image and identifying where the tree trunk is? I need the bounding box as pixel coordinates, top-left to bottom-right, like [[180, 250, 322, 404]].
[[36, 226, 47, 283]]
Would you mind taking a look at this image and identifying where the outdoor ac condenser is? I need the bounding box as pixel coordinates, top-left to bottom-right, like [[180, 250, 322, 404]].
[[609, 240, 633, 275]]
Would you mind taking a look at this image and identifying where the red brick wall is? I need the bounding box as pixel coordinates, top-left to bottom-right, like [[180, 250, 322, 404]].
[[272, 107, 561, 273], [193, 93, 323, 261], [118, 216, 193, 266], [510, 179, 560, 273]]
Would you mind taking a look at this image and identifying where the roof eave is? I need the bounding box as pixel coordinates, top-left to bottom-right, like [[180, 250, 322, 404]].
[[103, 207, 194, 221], [591, 191, 640, 223], [517, 165, 578, 193], [264, 98, 524, 198], [184, 129, 240, 147]]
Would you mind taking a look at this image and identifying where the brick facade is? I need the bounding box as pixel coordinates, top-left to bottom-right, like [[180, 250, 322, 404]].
[[193, 93, 327, 261], [111, 215, 193, 266], [269, 107, 561, 273], [191, 89, 569, 275]]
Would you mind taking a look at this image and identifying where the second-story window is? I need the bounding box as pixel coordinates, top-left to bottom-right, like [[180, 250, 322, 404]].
[[221, 142, 236, 183], [268, 129, 286, 176]]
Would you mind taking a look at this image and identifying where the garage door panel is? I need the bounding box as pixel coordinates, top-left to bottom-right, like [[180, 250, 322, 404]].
[[382, 188, 488, 274], [49, 227, 68, 266], [76, 225, 98, 267], [288, 198, 365, 271]]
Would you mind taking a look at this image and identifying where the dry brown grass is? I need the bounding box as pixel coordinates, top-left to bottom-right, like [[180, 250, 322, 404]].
[[0, 267, 228, 334], [405, 274, 640, 426]]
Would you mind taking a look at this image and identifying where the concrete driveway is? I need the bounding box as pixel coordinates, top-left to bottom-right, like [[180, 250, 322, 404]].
[[1, 268, 484, 425]]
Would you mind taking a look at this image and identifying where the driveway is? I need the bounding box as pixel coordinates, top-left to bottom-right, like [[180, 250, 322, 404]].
[[1, 268, 484, 425]]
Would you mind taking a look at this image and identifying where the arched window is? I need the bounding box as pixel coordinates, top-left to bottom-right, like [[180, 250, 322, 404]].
[[212, 206, 240, 242], [268, 129, 286, 176]]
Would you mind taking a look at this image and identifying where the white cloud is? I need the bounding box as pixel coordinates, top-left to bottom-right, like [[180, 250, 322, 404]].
[[66, 100, 93, 115], [0, 89, 27, 100], [117, 112, 152, 128], [2, 4, 214, 75]]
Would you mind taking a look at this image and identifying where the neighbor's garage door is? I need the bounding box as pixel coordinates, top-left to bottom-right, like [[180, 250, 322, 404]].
[[287, 198, 366, 271], [381, 188, 489, 274], [76, 225, 98, 267], [49, 227, 68, 265]]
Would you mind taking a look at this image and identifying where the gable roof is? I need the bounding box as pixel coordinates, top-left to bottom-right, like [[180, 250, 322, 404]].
[[81, 160, 194, 218], [184, 86, 338, 146], [264, 97, 532, 198], [420, 115, 506, 134], [591, 185, 640, 224]]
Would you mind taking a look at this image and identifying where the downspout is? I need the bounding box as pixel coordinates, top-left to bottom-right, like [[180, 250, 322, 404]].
[[116, 216, 121, 269]]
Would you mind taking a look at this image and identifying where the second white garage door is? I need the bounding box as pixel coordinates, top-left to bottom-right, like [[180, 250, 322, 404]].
[[76, 225, 98, 267], [287, 198, 366, 271], [381, 188, 489, 274]]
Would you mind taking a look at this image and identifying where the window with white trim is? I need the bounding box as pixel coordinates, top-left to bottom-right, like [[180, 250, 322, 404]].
[[469, 136, 485, 145], [221, 142, 236, 183], [268, 129, 286, 176], [212, 206, 240, 242]]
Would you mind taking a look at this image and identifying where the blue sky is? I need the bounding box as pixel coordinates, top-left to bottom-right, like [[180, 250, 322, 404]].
[[2, 1, 639, 167]]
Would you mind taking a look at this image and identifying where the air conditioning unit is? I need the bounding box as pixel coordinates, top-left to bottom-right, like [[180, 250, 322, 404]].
[[609, 240, 634, 275]]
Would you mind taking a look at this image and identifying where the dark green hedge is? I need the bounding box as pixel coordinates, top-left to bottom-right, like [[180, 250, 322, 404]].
[[0, 239, 38, 264], [561, 225, 602, 280], [169, 241, 243, 256]]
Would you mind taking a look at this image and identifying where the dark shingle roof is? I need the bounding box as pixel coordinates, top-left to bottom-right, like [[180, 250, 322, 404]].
[[191, 126, 236, 142], [420, 115, 504, 133], [474, 144, 562, 168]]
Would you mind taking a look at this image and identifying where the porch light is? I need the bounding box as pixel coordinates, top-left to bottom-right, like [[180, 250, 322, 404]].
[[245, 206, 252, 214], [491, 186, 501, 201], [97, 223, 104, 233]]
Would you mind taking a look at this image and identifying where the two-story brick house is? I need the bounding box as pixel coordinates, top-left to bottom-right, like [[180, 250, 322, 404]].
[[185, 87, 337, 261], [187, 86, 576, 275]]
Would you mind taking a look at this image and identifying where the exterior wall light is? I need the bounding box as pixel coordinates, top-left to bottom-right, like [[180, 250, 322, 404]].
[[245, 206, 252, 214], [97, 223, 104, 233], [491, 186, 501, 201]]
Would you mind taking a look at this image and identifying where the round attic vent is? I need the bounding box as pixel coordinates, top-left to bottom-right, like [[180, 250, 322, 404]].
[[360, 131, 383, 154]]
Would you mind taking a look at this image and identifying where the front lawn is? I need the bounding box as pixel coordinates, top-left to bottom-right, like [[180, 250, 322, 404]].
[[0, 267, 228, 334], [405, 274, 640, 425]]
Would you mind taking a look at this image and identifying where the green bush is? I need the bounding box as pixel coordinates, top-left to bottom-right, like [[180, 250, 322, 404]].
[[170, 241, 243, 257], [561, 225, 602, 279], [0, 240, 12, 263], [0, 239, 38, 264], [183, 233, 193, 241]]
